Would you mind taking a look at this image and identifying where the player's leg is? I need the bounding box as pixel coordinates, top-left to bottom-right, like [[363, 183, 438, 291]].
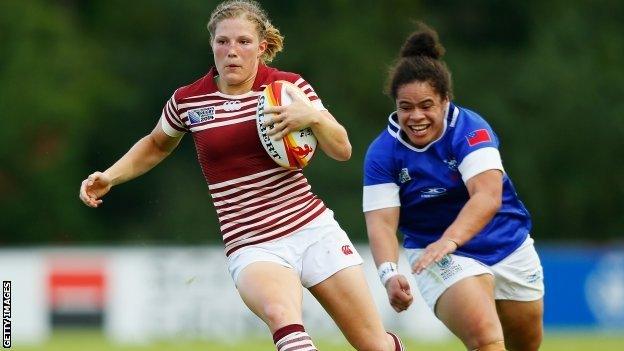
[[405, 248, 507, 350], [236, 261, 318, 351], [298, 213, 403, 351], [237, 261, 303, 331], [406, 249, 505, 350], [496, 299, 543, 351], [435, 274, 505, 350], [491, 237, 544, 351], [308, 264, 403, 351]]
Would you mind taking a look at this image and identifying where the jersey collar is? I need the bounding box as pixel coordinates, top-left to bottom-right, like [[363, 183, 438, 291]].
[[387, 102, 458, 152], [206, 63, 271, 97]]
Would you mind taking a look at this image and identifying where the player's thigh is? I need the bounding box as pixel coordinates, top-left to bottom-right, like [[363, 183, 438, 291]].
[[237, 261, 304, 332], [308, 265, 391, 350], [435, 274, 504, 350], [496, 299, 543, 351]]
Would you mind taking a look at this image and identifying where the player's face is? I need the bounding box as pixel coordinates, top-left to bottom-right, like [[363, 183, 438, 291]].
[[212, 16, 267, 90], [396, 81, 448, 148]]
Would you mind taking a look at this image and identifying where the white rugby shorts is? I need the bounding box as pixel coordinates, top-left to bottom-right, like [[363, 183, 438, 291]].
[[227, 209, 363, 288], [405, 235, 544, 310]]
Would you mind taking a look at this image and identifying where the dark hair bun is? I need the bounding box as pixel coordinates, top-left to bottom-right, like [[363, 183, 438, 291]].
[[400, 22, 445, 59]]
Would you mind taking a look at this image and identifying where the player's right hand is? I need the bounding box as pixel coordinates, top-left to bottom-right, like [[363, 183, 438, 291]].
[[385, 274, 413, 312], [79, 171, 112, 208], [264, 85, 319, 141]]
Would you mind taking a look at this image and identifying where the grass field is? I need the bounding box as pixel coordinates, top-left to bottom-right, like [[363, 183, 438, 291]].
[[10, 329, 624, 351]]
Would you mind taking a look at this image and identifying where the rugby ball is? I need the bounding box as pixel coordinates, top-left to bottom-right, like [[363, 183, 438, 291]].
[[256, 80, 317, 169]]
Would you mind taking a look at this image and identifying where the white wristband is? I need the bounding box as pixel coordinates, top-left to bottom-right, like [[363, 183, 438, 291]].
[[377, 262, 399, 287]]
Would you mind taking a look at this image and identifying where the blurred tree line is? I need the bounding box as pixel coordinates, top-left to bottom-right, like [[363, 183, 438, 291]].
[[1, 0, 622, 245]]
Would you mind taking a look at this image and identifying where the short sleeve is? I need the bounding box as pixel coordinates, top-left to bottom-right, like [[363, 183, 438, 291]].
[[293, 76, 326, 112], [452, 111, 504, 183], [362, 136, 401, 212], [160, 90, 187, 137]]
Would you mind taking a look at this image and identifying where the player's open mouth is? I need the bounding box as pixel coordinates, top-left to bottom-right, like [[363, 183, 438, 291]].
[[409, 124, 430, 136]]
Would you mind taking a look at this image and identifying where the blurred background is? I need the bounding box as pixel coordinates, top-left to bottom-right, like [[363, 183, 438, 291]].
[[1, 0, 623, 350]]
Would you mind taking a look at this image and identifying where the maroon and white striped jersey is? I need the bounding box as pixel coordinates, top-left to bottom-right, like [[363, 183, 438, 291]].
[[160, 64, 328, 256]]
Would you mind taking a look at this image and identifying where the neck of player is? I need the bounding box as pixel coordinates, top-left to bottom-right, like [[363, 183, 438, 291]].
[[216, 73, 257, 95]]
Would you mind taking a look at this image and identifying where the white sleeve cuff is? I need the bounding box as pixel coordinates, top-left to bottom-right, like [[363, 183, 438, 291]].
[[458, 147, 504, 183], [363, 183, 401, 212], [160, 115, 185, 137]]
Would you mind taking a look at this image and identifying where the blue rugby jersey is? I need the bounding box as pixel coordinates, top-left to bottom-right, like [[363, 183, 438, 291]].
[[363, 102, 531, 265]]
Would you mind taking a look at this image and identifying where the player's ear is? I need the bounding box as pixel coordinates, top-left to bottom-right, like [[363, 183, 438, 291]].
[[440, 93, 449, 105], [445, 94, 450, 102], [258, 40, 268, 58]]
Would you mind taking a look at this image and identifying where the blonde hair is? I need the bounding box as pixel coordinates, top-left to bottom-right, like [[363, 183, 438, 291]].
[[207, 0, 284, 63]]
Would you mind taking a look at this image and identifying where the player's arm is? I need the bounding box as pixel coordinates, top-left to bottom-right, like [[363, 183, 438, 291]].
[[366, 207, 401, 269], [104, 121, 182, 185], [412, 169, 503, 273], [308, 110, 351, 161], [365, 207, 413, 312], [444, 169, 503, 245], [79, 121, 183, 208]]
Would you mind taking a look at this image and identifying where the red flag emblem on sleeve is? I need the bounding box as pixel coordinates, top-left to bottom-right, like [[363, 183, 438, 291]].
[[466, 129, 492, 146]]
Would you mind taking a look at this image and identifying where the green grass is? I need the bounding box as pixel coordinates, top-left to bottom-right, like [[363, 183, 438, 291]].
[[10, 330, 624, 350]]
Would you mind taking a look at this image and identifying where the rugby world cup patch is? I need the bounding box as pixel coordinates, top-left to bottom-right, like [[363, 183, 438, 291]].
[[188, 106, 215, 124]]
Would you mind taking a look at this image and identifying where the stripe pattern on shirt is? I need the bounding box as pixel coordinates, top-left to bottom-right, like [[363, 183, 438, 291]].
[[161, 77, 325, 136], [210, 167, 326, 257], [159, 66, 327, 256]]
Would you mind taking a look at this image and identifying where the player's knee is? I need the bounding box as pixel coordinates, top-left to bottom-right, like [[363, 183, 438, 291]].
[[472, 340, 506, 351], [506, 330, 542, 351], [465, 317, 503, 348], [504, 317, 543, 350], [262, 303, 291, 329]]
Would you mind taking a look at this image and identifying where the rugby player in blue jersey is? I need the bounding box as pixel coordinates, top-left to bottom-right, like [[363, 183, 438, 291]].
[[363, 23, 544, 351]]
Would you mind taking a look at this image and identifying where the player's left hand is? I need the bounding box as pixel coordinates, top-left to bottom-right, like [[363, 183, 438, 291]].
[[412, 238, 458, 274], [264, 86, 320, 140]]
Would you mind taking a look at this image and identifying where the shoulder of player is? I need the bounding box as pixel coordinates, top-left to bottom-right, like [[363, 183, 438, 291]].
[[172, 70, 218, 102], [450, 104, 494, 134], [448, 103, 500, 155], [453, 104, 488, 125], [265, 68, 303, 85]]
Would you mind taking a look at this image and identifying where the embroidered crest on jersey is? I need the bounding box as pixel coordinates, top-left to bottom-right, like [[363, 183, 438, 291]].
[[222, 100, 242, 111], [466, 129, 491, 146], [188, 106, 215, 124], [443, 158, 458, 171], [398, 168, 411, 184]]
